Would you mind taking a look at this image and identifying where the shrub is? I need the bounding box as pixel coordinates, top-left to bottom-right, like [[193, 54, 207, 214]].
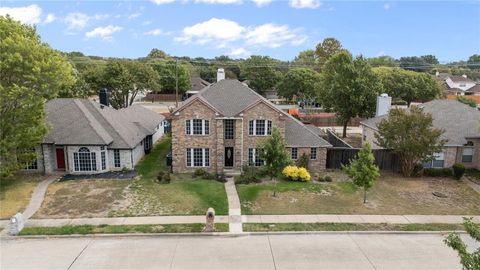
[[193, 169, 207, 177], [324, 175, 333, 182], [296, 153, 310, 169], [423, 168, 453, 177], [235, 165, 262, 184], [412, 163, 424, 177], [163, 173, 171, 184], [452, 163, 466, 180], [282, 165, 311, 182], [215, 173, 227, 183], [156, 171, 165, 182]]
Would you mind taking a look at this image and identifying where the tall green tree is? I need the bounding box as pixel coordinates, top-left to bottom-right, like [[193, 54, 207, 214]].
[[0, 16, 75, 177], [241, 55, 281, 94], [151, 60, 191, 94], [277, 68, 321, 101], [146, 48, 168, 59], [84, 59, 160, 108], [444, 217, 480, 270], [375, 107, 445, 177], [342, 143, 380, 203], [315, 37, 343, 70], [374, 67, 441, 106], [294, 50, 316, 68], [260, 127, 291, 197], [367, 56, 398, 67], [320, 51, 382, 137]]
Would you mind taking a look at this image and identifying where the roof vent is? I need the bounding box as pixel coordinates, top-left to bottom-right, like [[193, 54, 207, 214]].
[[217, 68, 225, 82]]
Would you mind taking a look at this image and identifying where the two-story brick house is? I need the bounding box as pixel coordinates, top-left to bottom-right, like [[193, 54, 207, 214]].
[[169, 79, 331, 175]]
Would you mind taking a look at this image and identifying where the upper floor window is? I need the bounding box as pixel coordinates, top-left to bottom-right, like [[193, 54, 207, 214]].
[[462, 147, 474, 163], [224, 119, 235, 139], [249, 120, 272, 136], [291, 148, 298, 160], [186, 119, 209, 135]]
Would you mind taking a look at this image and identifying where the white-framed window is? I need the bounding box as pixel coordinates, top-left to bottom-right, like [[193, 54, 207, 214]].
[[114, 149, 121, 168], [248, 120, 272, 136], [291, 148, 298, 160], [462, 147, 474, 163], [224, 119, 235, 139], [248, 148, 265, 166], [310, 148, 317, 160], [185, 119, 209, 135], [423, 152, 444, 168], [73, 147, 97, 172], [186, 148, 210, 167]]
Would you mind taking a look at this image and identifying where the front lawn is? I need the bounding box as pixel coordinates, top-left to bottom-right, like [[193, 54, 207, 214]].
[[112, 136, 228, 216], [237, 172, 480, 215], [0, 174, 43, 219], [35, 137, 228, 218]]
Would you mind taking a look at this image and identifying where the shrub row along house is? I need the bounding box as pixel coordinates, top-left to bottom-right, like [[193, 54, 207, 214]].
[[25, 98, 165, 174], [169, 74, 331, 175], [361, 99, 480, 169]]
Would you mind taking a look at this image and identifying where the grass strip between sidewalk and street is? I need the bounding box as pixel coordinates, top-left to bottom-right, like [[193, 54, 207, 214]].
[[243, 222, 466, 232], [18, 223, 229, 235]]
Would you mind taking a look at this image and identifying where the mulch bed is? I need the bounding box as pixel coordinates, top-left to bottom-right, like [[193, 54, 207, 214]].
[[60, 171, 137, 181]]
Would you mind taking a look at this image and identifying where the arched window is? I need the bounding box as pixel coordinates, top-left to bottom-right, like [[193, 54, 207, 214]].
[[74, 147, 97, 172]]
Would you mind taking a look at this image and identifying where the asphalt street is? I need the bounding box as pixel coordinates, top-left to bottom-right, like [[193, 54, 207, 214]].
[[1, 233, 476, 270]]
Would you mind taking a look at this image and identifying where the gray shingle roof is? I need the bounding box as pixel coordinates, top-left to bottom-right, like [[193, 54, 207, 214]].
[[176, 79, 331, 148], [44, 98, 164, 148], [360, 100, 480, 146], [449, 75, 475, 83], [191, 77, 210, 92]]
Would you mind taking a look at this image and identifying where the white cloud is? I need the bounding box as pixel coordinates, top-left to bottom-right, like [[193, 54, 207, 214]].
[[43, 13, 56, 24], [289, 0, 321, 9], [251, 0, 273, 7], [93, 14, 110, 20], [128, 13, 141, 19], [194, 0, 242, 4], [175, 18, 245, 45], [150, 0, 176, 4], [142, 20, 152, 25], [144, 28, 163, 36], [0, 4, 42, 24], [383, 3, 390, 10], [64, 13, 90, 30], [85, 25, 122, 40], [228, 47, 251, 59], [245, 23, 306, 48]]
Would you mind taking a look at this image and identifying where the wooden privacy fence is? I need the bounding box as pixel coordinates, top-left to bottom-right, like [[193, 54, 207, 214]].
[[326, 147, 401, 172]]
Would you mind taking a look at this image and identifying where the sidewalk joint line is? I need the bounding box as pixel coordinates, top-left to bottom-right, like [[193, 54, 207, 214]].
[[67, 238, 92, 270], [267, 234, 277, 270], [168, 238, 180, 270], [348, 233, 377, 270]]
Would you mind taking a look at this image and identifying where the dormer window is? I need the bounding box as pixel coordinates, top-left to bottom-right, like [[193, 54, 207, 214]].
[[249, 120, 272, 136], [186, 119, 209, 135]]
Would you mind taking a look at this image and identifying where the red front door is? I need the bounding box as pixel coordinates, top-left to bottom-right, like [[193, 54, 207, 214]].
[[56, 148, 65, 170]]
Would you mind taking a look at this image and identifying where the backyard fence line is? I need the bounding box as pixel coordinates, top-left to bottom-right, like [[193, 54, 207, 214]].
[[326, 147, 401, 172]]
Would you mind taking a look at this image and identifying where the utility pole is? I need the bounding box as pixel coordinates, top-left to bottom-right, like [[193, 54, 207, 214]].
[[175, 58, 179, 108]]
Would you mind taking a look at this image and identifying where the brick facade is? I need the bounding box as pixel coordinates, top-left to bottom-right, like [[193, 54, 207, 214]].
[[171, 99, 327, 174]]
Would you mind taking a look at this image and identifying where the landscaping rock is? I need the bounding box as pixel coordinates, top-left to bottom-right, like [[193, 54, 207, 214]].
[[432, 191, 448, 198]]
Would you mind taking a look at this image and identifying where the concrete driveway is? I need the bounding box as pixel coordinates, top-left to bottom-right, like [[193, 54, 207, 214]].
[[1, 233, 474, 270]]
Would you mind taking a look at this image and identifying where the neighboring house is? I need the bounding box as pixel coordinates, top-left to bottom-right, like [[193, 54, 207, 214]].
[[25, 98, 165, 174], [361, 100, 480, 169], [169, 78, 331, 175], [436, 73, 479, 96], [445, 75, 476, 92]]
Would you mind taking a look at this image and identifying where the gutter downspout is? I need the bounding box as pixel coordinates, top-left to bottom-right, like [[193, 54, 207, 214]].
[[241, 117, 244, 171], [41, 144, 46, 175], [131, 150, 134, 169]]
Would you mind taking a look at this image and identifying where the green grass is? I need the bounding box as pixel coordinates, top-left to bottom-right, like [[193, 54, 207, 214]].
[[243, 223, 465, 232], [237, 173, 480, 215], [465, 168, 480, 183], [0, 174, 43, 219], [111, 136, 229, 216], [19, 223, 229, 235]]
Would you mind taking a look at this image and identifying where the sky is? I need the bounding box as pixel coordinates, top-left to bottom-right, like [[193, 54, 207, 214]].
[[1, 0, 479, 62]]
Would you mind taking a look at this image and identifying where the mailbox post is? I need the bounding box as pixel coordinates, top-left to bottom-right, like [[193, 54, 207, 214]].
[[9, 213, 24, 235], [203, 208, 215, 232]]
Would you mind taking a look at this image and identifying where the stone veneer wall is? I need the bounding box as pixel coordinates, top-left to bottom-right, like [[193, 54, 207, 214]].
[[361, 125, 382, 149], [288, 147, 327, 175], [171, 100, 218, 173]]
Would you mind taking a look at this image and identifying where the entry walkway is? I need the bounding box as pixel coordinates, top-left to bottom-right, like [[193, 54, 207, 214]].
[[225, 177, 243, 233]]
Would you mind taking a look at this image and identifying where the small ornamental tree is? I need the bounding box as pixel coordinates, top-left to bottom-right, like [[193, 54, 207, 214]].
[[342, 142, 380, 203], [260, 127, 291, 197], [375, 107, 445, 177], [444, 217, 480, 270]]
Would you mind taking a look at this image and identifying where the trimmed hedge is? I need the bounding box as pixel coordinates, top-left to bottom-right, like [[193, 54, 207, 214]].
[[423, 168, 453, 177], [452, 163, 466, 180]]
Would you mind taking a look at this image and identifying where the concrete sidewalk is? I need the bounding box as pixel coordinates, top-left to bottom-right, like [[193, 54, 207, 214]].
[[225, 177, 243, 233], [1, 214, 476, 229]]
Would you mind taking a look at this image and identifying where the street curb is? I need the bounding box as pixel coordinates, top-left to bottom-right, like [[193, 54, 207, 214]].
[[1, 230, 467, 240]]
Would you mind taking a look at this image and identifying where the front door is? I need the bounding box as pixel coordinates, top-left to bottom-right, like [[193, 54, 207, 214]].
[[225, 147, 234, 167], [56, 148, 65, 170]]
